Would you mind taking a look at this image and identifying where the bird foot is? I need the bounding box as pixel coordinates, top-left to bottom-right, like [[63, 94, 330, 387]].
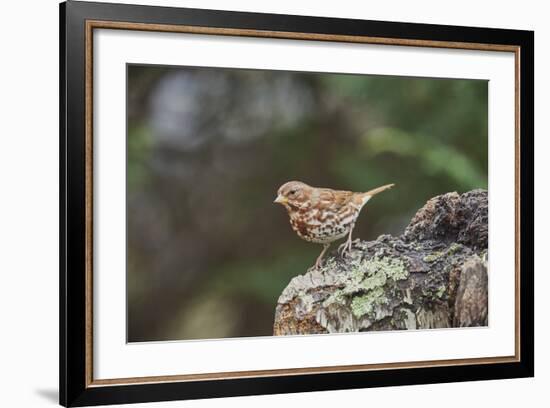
[[338, 240, 353, 258], [313, 258, 327, 270]]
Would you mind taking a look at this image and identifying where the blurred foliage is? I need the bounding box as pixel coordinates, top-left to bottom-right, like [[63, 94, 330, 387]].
[[126, 64, 487, 342], [127, 125, 153, 190]]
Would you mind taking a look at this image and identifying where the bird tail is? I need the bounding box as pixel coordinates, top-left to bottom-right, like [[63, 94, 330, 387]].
[[361, 183, 395, 198]]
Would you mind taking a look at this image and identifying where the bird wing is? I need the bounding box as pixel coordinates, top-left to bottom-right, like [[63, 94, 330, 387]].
[[317, 188, 355, 212]]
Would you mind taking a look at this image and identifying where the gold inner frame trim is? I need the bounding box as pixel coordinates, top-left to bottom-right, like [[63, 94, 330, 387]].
[[84, 19, 522, 388]]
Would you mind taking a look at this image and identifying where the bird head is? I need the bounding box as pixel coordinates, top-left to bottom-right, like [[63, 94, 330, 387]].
[[274, 181, 311, 209]]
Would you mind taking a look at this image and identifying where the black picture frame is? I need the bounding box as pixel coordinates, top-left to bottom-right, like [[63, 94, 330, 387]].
[[60, 1, 534, 406]]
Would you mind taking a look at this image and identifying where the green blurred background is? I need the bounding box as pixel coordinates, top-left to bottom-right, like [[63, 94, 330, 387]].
[[127, 64, 488, 342]]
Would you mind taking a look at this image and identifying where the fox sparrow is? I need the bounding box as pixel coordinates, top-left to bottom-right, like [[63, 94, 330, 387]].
[[274, 181, 394, 268]]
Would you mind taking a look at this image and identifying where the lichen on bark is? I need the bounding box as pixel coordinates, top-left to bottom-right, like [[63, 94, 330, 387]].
[[273, 189, 489, 336]]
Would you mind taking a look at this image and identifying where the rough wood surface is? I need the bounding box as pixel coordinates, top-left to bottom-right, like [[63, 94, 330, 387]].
[[273, 189, 488, 335]]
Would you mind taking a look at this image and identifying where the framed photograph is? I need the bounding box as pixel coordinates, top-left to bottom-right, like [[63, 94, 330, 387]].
[[60, 1, 534, 406]]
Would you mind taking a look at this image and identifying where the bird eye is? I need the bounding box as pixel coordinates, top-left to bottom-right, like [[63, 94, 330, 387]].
[[289, 189, 297, 196]]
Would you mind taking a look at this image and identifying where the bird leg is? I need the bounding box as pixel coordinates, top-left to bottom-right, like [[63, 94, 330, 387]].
[[315, 243, 331, 269], [339, 222, 356, 258]]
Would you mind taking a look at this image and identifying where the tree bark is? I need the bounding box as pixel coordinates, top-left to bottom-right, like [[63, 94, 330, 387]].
[[273, 189, 488, 335]]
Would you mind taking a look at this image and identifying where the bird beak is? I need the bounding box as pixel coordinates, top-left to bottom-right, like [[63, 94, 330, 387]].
[[274, 194, 287, 204]]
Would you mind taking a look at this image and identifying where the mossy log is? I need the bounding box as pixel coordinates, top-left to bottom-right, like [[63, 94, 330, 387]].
[[273, 189, 488, 335]]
